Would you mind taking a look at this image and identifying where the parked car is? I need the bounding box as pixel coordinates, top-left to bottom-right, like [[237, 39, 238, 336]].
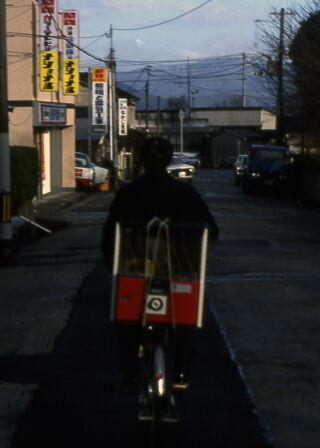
[[233, 154, 248, 185], [166, 155, 196, 181], [75, 152, 109, 190], [241, 145, 292, 194]]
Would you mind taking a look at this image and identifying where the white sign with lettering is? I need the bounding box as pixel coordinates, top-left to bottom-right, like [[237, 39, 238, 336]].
[[118, 98, 128, 136], [39, 0, 58, 51]]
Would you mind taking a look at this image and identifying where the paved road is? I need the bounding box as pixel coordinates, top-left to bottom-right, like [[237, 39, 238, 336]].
[[200, 169, 320, 448], [5, 262, 272, 448], [0, 169, 319, 447]]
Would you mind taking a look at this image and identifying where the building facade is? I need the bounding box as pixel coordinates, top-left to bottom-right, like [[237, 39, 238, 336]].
[[75, 77, 140, 164], [136, 107, 277, 167], [7, 0, 77, 196]]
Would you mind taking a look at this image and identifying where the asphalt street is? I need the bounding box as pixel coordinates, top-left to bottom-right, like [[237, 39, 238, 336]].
[[0, 168, 319, 448], [4, 262, 272, 448]]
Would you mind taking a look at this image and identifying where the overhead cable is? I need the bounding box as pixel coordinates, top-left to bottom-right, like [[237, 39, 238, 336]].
[[113, 0, 212, 31]]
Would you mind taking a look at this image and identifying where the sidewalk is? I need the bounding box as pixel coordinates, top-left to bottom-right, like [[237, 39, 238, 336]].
[[0, 189, 106, 448], [10, 190, 89, 253]]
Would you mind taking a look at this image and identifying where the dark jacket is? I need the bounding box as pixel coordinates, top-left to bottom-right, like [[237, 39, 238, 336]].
[[101, 171, 219, 270]]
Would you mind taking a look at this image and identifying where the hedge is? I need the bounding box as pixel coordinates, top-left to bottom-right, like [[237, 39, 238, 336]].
[[10, 146, 39, 213]]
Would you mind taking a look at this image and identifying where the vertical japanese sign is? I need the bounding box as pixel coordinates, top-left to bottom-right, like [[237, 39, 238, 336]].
[[118, 98, 128, 136], [91, 67, 108, 133], [62, 10, 79, 95], [39, 0, 58, 91]]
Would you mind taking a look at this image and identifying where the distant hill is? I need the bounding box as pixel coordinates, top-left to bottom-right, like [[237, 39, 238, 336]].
[[116, 55, 274, 111]]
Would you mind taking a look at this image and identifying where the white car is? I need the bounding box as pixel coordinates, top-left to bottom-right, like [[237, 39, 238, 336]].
[[173, 152, 201, 169], [233, 154, 248, 185], [75, 152, 108, 189], [166, 155, 196, 181]]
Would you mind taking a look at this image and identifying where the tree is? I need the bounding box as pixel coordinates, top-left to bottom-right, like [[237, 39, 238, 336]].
[[251, 8, 298, 137], [167, 94, 186, 110], [289, 11, 320, 146], [213, 94, 244, 108], [252, 1, 320, 148]]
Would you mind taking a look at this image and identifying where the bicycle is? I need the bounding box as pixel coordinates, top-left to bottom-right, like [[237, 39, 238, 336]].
[[138, 322, 179, 424], [111, 217, 209, 430]]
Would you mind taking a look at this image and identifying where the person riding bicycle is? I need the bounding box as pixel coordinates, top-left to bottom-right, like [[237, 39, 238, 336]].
[[101, 136, 219, 390]]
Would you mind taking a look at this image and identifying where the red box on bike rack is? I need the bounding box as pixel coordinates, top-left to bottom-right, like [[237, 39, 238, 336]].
[[110, 221, 208, 328]]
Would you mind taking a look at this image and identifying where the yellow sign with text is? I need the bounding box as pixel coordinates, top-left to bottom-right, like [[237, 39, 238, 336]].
[[39, 50, 58, 91], [63, 58, 79, 95]]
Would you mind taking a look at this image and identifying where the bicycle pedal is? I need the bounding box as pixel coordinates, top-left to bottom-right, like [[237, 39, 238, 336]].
[[138, 407, 153, 422], [172, 372, 189, 389], [162, 411, 180, 424], [172, 381, 189, 389]]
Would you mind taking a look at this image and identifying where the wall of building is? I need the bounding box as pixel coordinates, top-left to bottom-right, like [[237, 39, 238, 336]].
[[7, 3, 34, 100], [8, 107, 34, 146], [195, 108, 276, 130], [7, 0, 77, 195], [260, 110, 277, 130], [62, 110, 76, 188]]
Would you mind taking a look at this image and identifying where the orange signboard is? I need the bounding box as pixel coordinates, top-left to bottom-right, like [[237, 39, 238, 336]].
[[92, 67, 107, 83]]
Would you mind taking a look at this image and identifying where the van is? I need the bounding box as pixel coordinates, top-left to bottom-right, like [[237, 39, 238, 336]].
[[242, 145, 292, 194]]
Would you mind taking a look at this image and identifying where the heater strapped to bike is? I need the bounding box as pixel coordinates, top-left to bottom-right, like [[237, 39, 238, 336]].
[[110, 217, 208, 328]]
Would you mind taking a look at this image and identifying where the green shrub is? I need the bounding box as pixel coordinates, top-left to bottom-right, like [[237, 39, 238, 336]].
[[10, 146, 39, 213]]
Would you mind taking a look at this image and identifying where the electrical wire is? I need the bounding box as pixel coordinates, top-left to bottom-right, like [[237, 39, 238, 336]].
[[113, 0, 212, 31], [7, 12, 266, 103], [7, 30, 107, 62], [82, 34, 107, 50], [6, 31, 257, 71], [114, 52, 252, 65]]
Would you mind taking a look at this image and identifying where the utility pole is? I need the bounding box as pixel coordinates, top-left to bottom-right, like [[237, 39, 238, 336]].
[[271, 8, 294, 145], [156, 96, 160, 134], [276, 8, 285, 145], [144, 66, 150, 132], [108, 68, 113, 161], [0, 0, 12, 261], [108, 25, 117, 164], [187, 57, 191, 118], [88, 67, 92, 160], [179, 108, 184, 153], [241, 52, 247, 107]]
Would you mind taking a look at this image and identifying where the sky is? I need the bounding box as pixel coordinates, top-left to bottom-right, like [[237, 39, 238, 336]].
[[58, 0, 307, 73]]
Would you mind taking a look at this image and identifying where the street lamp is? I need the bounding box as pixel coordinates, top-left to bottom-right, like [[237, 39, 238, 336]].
[[191, 89, 198, 108]]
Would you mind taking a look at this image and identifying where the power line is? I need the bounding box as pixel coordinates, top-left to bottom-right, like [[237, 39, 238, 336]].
[[114, 53, 253, 65], [113, 0, 212, 31]]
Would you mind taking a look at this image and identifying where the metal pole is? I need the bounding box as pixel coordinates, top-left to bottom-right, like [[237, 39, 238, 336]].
[[276, 8, 285, 145], [242, 52, 247, 107], [108, 25, 117, 165], [179, 109, 184, 153], [145, 66, 150, 132], [156, 96, 160, 134], [112, 56, 118, 165], [0, 0, 12, 260], [187, 57, 191, 118], [108, 68, 114, 161], [88, 67, 92, 159]]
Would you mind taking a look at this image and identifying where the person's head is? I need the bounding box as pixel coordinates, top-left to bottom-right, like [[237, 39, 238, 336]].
[[139, 136, 173, 173]]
